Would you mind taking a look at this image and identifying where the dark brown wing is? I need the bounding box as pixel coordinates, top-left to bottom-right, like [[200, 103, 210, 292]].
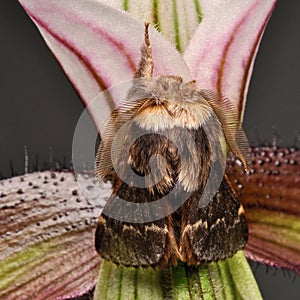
[[180, 177, 248, 264], [95, 197, 173, 268], [95, 126, 182, 268]]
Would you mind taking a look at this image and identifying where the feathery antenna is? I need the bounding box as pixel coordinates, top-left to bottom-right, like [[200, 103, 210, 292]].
[[134, 23, 153, 79]]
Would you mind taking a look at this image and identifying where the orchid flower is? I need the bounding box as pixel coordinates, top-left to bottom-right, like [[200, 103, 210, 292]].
[[1, 0, 299, 299]]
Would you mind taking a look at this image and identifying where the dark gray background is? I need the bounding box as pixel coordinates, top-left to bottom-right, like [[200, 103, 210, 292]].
[[1, 1, 299, 299]]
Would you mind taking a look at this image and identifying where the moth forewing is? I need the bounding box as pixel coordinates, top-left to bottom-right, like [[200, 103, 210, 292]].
[[199, 89, 252, 172], [95, 95, 151, 182], [95, 23, 249, 268], [179, 178, 248, 264]]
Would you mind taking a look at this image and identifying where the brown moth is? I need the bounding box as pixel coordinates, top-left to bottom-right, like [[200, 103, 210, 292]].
[[95, 23, 250, 268]]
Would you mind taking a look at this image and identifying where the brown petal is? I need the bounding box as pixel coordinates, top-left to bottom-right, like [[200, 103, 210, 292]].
[[227, 146, 300, 274]]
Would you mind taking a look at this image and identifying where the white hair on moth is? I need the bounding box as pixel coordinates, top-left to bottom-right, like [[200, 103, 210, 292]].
[[130, 76, 216, 131]]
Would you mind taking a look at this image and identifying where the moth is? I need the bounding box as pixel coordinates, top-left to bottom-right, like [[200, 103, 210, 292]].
[[95, 24, 250, 268]]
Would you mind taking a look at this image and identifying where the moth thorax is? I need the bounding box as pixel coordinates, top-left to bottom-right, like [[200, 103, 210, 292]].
[[125, 119, 216, 195]]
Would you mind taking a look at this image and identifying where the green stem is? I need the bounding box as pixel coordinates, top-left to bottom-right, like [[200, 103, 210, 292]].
[[122, 0, 129, 11], [94, 251, 262, 300], [193, 0, 203, 23]]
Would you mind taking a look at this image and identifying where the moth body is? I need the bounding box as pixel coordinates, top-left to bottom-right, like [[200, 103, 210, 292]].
[[95, 24, 249, 268]]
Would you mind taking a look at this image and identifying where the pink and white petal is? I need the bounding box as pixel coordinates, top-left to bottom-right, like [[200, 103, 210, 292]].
[[101, 0, 203, 52], [199, 0, 230, 16], [18, 0, 191, 123], [100, 0, 154, 22], [184, 0, 277, 122]]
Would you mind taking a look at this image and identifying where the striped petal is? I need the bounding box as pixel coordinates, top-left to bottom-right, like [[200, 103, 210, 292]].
[[227, 146, 300, 275], [18, 0, 191, 123], [0, 171, 108, 299], [184, 0, 277, 122], [101, 0, 203, 51]]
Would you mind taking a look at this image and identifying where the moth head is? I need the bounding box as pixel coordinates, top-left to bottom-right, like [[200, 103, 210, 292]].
[[125, 75, 215, 132]]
